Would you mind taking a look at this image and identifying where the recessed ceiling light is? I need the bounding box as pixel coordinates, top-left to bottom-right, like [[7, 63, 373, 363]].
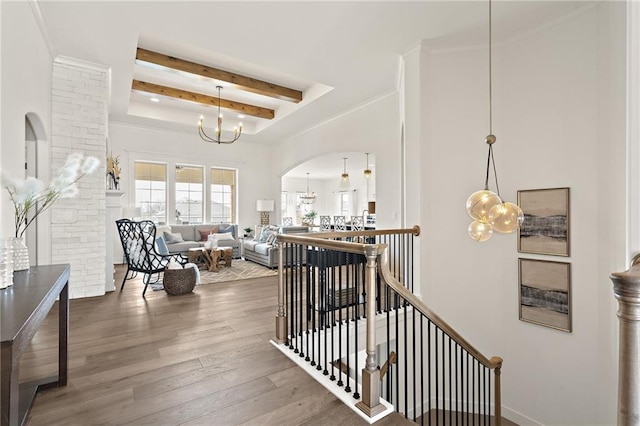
[[150, 97, 159, 103], [237, 114, 245, 119]]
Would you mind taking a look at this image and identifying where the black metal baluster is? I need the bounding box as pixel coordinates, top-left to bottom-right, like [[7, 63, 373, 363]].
[[329, 250, 336, 381], [309, 247, 316, 367], [345, 260, 351, 394], [420, 316, 424, 426], [404, 297, 408, 418], [471, 358, 477, 424], [291, 243, 298, 353], [442, 328, 445, 424], [337, 251, 344, 387], [286, 243, 293, 350], [435, 327, 439, 425], [456, 343, 459, 425], [483, 366, 487, 426], [412, 308, 417, 422], [322, 249, 329, 376], [427, 321, 431, 426], [449, 336, 452, 426], [392, 291, 401, 410], [353, 270, 360, 400], [298, 245, 305, 359]]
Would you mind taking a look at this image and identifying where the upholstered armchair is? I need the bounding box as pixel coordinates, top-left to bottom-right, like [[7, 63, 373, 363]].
[[116, 219, 187, 296]]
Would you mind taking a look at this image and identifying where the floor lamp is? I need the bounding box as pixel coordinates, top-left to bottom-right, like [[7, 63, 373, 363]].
[[256, 200, 274, 226]]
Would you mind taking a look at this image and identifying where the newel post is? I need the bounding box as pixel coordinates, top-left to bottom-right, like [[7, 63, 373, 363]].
[[275, 240, 287, 344], [610, 260, 640, 425], [356, 246, 386, 417]]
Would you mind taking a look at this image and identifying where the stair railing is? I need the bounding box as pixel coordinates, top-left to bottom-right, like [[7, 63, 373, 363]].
[[377, 246, 503, 424], [274, 226, 503, 424]]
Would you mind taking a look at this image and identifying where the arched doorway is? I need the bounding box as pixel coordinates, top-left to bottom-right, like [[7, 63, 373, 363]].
[[24, 113, 49, 266]]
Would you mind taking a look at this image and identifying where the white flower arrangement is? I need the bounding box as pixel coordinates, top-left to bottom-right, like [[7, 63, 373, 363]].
[[2, 153, 100, 238]]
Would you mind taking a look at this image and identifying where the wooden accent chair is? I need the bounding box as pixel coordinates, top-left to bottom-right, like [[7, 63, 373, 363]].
[[116, 219, 187, 296]]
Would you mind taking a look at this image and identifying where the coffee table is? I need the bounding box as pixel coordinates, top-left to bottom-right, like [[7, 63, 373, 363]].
[[188, 247, 207, 267], [203, 246, 233, 272]]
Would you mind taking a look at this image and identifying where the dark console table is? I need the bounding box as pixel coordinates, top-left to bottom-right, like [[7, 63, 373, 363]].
[[1, 264, 70, 426]]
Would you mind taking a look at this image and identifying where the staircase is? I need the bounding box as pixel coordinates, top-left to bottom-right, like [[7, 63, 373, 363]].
[[272, 227, 504, 425]]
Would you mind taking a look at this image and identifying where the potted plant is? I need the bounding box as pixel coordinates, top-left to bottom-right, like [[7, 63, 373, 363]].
[[303, 210, 317, 225], [243, 226, 253, 238]]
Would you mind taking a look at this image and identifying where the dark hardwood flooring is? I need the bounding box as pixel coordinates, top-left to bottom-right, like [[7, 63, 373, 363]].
[[21, 265, 413, 425]]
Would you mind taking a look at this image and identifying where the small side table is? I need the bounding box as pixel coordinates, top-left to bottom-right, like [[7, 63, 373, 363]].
[[238, 237, 245, 260]]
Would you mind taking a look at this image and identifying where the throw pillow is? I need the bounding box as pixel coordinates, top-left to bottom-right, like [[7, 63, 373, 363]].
[[199, 226, 219, 241], [266, 233, 278, 245], [254, 225, 264, 241], [260, 228, 279, 244], [163, 231, 184, 244], [155, 236, 170, 255], [218, 224, 236, 238], [156, 225, 172, 237], [211, 232, 234, 241], [258, 228, 271, 243]]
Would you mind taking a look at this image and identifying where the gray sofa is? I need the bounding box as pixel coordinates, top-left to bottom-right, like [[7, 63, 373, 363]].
[[243, 225, 308, 268], [158, 223, 241, 258]]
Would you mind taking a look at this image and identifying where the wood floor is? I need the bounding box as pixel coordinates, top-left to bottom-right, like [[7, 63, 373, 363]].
[[21, 265, 414, 426]]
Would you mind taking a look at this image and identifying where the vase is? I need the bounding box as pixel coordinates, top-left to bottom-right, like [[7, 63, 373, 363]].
[[0, 239, 13, 289], [10, 237, 30, 271]]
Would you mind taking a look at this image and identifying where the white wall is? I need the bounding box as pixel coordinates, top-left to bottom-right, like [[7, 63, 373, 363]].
[[108, 122, 274, 232], [271, 93, 401, 230], [0, 2, 52, 240], [412, 4, 623, 425]]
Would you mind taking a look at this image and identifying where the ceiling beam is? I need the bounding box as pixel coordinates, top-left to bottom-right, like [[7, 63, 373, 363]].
[[132, 80, 275, 120], [136, 48, 303, 103]]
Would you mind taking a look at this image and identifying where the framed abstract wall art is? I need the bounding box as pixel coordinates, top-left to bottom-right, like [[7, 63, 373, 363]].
[[518, 258, 571, 332], [517, 187, 570, 256]]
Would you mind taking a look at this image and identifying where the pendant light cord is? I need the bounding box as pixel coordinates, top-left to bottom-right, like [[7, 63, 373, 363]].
[[483, 0, 501, 197], [489, 0, 493, 135]]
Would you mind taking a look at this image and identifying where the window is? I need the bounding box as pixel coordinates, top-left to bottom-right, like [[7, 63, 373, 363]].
[[340, 192, 350, 217], [135, 162, 167, 223], [175, 165, 203, 224], [211, 168, 236, 223]]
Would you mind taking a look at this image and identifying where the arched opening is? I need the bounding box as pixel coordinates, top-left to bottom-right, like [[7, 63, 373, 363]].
[[24, 113, 49, 266], [280, 152, 376, 228]]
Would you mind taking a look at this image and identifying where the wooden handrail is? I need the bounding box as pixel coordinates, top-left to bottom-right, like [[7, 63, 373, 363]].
[[276, 234, 387, 256], [377, 247, 503, 371], [276, 225, 419, 255]]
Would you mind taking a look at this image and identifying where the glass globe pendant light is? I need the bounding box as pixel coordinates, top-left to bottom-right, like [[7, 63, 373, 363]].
[[465, 0, 523, 242]]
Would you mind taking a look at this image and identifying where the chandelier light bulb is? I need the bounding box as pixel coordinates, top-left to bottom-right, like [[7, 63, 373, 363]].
[[468, 220, 494, 242], [466, 189, 502, 222], [489, 202, 524, 234]]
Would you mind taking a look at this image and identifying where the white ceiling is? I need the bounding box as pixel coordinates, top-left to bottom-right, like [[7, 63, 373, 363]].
[[36, 0, 588, 151]]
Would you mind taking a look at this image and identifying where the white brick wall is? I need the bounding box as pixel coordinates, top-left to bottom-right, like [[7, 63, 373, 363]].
[[51, 57, 108, 299]]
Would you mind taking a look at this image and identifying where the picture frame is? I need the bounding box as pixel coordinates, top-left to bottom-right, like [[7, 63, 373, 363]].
[[518, 258, 571, 332], [517, 187, 570, 256]]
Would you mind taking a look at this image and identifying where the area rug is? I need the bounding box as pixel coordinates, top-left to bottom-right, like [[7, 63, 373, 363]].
[[151, 259, 277, 291]]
